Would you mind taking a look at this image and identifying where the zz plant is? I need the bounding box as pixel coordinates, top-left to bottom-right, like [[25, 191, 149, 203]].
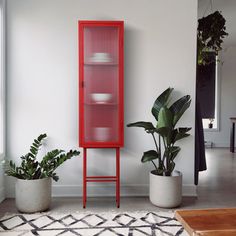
[[4, 134, 80, 181], [127, 88, 191, 176]]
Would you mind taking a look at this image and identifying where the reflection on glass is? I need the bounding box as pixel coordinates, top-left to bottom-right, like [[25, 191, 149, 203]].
[[83, 26, 119, 142]]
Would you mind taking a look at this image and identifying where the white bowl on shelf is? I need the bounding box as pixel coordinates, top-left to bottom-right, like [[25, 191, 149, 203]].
[[91, 93, 112, 103], [93, 127, 110, 142], [90, 52, 112, 63]]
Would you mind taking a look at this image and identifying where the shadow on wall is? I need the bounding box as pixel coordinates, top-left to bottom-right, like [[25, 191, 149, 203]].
[[124, 26, 148, 155]]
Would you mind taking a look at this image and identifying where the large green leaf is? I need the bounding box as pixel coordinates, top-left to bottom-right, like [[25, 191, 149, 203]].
[[141, 150, 160, 163], [28, 133, 47, 160], [151, 87, 173, 121], [156, 126, 173, 146], [40, 149, 80, 181], [155, 127, 171, 137], [178, 127, 192, 133], [157, 106, 174, 129], [169, 95, 190, 114], [127, 121, 155, 133], [168, 146, 181, 160], [169, 95, 191, 126], [171, 127, 191, 143]]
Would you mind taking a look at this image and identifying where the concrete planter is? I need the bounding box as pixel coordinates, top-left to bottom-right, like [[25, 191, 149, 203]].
[[149, 170, 182, 208], [15, 177, 51, 213]]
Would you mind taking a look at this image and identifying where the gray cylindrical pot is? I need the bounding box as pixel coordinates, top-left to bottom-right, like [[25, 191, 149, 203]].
[[149, 170, 182, 208], [15, 177, 51, 213]]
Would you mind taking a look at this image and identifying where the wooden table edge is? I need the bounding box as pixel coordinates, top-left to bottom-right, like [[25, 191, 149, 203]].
[[194, 229, 236, 236], [174, 208, 236, 236], [174, 210, 194, 235]]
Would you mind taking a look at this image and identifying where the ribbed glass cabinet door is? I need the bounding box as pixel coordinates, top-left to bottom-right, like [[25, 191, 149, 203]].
[[79, 21, 124, 147]]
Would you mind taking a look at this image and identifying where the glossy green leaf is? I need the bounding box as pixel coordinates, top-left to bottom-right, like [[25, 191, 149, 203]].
[[169, 95, 190, 114], [152, 168, 165, 176], [157, 107, 173, 129], [127, 121, 155, 133], [169, 95, 191, 126], [170, 95, 191, 126], [141, 150, 160, 163], [151, 87, 173, 121], [172, 127, 191, 143], [169, 146, 181, 160], [155, 127, 171, 137]]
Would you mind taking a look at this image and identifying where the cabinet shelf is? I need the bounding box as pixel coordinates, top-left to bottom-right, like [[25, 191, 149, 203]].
[[84, 102, 118, 106], [84, 62, 118, 66]]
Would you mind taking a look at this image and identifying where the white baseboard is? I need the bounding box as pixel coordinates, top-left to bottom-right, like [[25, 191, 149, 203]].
[[205, 142, 228, 148], [52, 184, 197, 197], [182, 185, 197, 196], [0, 187, 5, 203], [212, 143, 228, 148], [6, 184, 197, 198]]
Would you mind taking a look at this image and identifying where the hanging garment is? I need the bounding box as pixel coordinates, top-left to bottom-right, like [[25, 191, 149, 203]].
[[195, 101, 207, 185]]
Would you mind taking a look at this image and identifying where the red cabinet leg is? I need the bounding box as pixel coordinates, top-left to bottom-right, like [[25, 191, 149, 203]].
[[83, 148, 87, 208], [116, 147, 120, 208], [82, 147, 120, 208]]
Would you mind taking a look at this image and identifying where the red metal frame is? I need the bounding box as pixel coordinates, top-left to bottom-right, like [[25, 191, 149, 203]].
[[82, 147, 120, 208], [79, 21, 124, 208]]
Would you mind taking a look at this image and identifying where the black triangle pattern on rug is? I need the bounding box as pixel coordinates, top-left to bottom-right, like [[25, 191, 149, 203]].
[[0, 212, 187, 236]]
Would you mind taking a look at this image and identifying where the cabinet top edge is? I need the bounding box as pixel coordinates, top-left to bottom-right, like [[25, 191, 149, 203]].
[[78, 20, 124, 26]]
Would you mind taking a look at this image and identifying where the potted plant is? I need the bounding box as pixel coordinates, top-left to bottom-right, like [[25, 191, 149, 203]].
[[4, 133, 80, 213], [197, 11, 228, 65], [208, 119, 214, 129], [127, 88, 191, 208]]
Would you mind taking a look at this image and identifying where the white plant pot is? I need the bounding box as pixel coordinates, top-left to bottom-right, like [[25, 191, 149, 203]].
[[15, 177, 51, 213], [149, 170, 182, 208]]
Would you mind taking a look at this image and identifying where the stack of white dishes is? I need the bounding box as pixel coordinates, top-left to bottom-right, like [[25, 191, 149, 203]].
[[93, 127, 110, 142], [91, 93, 112, 103], [90, 52, 112, 63]]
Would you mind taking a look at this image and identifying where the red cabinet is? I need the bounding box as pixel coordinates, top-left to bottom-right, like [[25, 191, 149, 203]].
[[79, 21, 124, 148], [79, 21, 124, 207]]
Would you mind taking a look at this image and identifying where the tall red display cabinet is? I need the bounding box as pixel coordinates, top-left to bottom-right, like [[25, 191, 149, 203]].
[[79, 21, 124, 208]]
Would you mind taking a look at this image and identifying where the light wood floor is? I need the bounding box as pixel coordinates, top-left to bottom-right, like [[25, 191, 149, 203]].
[[0, 148, 235, 217]]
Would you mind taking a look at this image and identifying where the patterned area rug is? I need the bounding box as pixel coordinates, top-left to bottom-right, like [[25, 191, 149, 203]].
[[0, 211, 188, 236]]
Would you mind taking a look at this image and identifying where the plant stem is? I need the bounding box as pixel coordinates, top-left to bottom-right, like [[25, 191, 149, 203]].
[[151, 160, 158, 172], [151, 133, 161, 172], [151, 133, 159, 153], [162, 137, 168, 175], [151, 133, 160, 169], [162, 136, 167, 163]]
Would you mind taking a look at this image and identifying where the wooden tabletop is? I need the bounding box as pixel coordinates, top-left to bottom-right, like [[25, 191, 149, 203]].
[[175, 208, 236, 236]]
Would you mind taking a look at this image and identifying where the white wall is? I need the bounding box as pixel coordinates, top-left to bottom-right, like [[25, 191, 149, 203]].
[[6, 0, 197, 197], [0, 162, 4, 202], [0, 0, 5, 203]]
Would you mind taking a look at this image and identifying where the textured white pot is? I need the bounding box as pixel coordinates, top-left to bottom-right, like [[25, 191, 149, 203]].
[[15, 177, 51, 213], [149, 170, 182, 208]]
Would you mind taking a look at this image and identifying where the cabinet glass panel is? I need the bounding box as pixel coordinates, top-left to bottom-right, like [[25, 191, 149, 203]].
[[83, 26, 119, 143]]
